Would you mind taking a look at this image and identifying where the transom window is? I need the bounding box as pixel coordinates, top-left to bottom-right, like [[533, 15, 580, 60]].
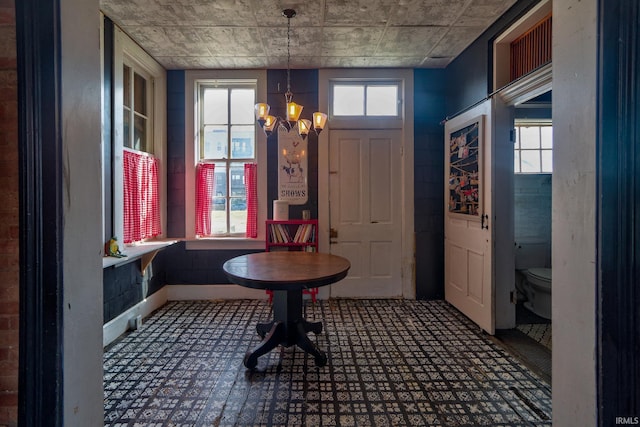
[[197, 81, 256, 236], [332, 82, 400, 117], [514, 123, 553, 173]]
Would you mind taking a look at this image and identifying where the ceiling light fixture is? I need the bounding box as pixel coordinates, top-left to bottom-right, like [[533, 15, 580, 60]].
[[254, 9, 328, 140]]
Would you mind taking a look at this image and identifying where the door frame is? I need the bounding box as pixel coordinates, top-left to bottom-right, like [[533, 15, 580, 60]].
[[318, 69, 415, 299], [16, 0, 64, 424]]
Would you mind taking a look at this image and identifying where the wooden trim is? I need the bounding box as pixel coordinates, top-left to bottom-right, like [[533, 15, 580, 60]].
[[597, 0, 640, 424], [498, 62, 552, 106], [510, 13, 552, 81], [16, 0, 64, 425]]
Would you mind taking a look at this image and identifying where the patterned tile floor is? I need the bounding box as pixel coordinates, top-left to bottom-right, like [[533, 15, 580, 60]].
[[515, 304, 552, 351], [516, 324, 552, 351], [104, 300, 552, 426]]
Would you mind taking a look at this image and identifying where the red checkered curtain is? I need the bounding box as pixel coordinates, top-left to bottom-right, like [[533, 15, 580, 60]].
[[244, 163, 258, 238], [195, 162, 215, 237], [123, 150, 161, 244]]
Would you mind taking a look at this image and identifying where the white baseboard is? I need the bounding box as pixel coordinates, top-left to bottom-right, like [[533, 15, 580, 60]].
[[166, 284, 269, 300], [103, 287, 168, 347]]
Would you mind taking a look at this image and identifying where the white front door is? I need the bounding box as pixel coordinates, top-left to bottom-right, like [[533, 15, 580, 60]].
[[444, 100, 495, 334], [328, 130, 403, 298]]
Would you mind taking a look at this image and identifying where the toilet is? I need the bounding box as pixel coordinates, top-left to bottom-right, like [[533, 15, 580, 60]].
[[522, 267, 552, 319], [515, 241, 552, 320]]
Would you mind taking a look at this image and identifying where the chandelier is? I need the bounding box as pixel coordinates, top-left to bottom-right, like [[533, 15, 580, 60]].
[[254, 9, 328, 139]]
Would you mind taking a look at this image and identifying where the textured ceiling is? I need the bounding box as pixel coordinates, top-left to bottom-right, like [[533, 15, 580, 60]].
[[100, 0, 517, 70]]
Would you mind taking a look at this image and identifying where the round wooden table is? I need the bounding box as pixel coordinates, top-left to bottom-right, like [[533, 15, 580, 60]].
[[223, 252, 350, 369]]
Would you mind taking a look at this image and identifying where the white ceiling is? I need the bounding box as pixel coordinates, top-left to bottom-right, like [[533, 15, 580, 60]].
[[100, 0, 517, 70]]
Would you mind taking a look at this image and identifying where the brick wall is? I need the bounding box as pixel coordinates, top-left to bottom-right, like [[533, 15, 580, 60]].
[[0, 0, 19, 425]]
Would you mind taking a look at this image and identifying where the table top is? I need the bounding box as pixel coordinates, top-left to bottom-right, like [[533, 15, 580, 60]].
[[223, 252, 351, 291]]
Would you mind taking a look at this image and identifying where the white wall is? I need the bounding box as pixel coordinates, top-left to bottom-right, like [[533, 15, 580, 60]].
[[61, 0, 104, 424], [552, 0, 597, 424]]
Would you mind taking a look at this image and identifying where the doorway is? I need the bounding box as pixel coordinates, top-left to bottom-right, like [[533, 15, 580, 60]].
[[317, 69, 415, 299], [494, 90, 552, 384], [513, 92, 553, 353]]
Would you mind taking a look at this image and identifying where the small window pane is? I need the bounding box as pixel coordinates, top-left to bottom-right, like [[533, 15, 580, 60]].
[[203, 88, 228, 124], [519, 126, 540, 149], [229, 163, 247, 234], [230, 126, 255, 159], [123, 65, 131, 108], [333, 85, 365, 116], [520, 150, 541, 173], [541, 150, 553, 172], [514, 150, 520, 172], [203, 125, 228, 159], [514, 128, 520, 149], [123, 107, 131, 148], [540, 126, 553, 148], [134, 73, 147, 115], [214, 165, 227, 198], [133, 114, 147, 152], [230, 89, 254, 124], [366, 85, 398, 116], [210, 202, 227, 235]]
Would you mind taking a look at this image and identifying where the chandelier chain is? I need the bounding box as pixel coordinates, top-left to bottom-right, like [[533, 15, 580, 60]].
[[286, 14, 291, 95], [254, 8, 327, 138]]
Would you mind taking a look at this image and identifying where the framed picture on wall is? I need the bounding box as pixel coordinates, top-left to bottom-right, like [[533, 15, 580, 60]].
[[447, 115, 483, 219]]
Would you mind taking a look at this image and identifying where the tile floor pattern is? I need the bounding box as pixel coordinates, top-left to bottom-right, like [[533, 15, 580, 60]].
[[104, 300, 552, 426], [516, 324, 552, 351]]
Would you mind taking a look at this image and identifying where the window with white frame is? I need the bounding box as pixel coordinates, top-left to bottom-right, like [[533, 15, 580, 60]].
[[332, 82, 401, 117], [111, 27, 166, 245], [514, 122, 553, 173], [196, 81, 256, 237], [184, 71, 267, 247]]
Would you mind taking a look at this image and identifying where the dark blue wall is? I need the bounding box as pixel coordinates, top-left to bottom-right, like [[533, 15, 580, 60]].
[[166, 70, 186, 238], [413, 69, 447, 299], [160, 69, 450, 299], [103, 256, 168, 323], [103, 67, 454, 316], [445, 0, 540, 117]]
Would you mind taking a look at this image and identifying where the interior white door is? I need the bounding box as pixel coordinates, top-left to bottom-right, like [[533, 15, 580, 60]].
[[444, 100, 495, 334], [328, 130, 403, 298]]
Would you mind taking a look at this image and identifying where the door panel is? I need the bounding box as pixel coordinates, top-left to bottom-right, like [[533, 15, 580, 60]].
[[468, 251, 484, 303], [444, 100, 495, 334], [329, 130, 403, 298]]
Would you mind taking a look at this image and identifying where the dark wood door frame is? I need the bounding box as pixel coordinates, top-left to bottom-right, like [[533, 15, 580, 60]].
[[597, 0, 640, 423], [16, 0, 64, 425]]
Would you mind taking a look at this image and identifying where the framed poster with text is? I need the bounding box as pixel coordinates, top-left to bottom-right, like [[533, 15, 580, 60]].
[[277, 126, 308, 205]]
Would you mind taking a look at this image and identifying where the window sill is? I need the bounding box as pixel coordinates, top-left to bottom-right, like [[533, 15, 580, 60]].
[[103, 239, 178, 269], [185, 238, 265, 251]]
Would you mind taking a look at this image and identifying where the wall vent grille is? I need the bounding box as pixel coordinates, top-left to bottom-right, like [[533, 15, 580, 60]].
[[510, 13, 552, 81]]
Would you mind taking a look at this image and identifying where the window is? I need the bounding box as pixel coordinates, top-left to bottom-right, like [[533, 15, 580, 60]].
[[185, 70, 267, 248], [123, 65, 151, 152], [109, 27, 166, 245], [514, 123, 553, 173], [332, 82, 400, 117], [196, 82, 255, 237]]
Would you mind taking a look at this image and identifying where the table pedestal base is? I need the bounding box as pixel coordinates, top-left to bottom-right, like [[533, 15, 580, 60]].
[[244, 289, 326, 369]]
